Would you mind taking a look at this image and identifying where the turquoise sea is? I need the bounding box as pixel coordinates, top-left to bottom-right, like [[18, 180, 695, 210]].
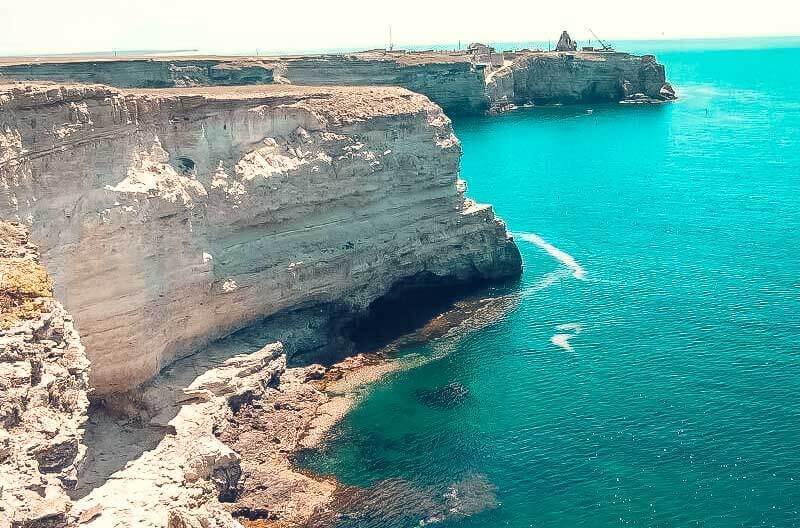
[[299, 39, 800, 527]]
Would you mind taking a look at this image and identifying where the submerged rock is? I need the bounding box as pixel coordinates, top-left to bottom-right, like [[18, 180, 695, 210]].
[[416, 382, 471, 409], [309, 474, 498, 528]]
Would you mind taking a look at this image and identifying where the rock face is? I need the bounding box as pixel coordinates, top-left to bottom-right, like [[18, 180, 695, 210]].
[[0, 222, 90, 528], [0, 83, 521, 395], [0, 58, 274, 88], [485, 51, 677, 107], [71, 342, 287, 528], [0, 54, 488, 115], [266, 53, 489, 115], [0, 49, 675, 115]]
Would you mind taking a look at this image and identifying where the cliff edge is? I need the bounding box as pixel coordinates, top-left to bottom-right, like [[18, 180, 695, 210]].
[[0, 222, 90, 527], [486, 51, 676, 109], [0, 83, 521, 395], [0, 50, 676, 115]]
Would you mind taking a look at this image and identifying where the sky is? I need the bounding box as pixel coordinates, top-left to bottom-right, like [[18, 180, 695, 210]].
[[1, 0, 798, 56]]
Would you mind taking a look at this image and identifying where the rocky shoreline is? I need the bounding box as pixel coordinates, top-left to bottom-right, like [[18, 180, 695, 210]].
[[0, 218, 516, 527], [0, 81, 521, 527], [0, 42, 673, 527], [65, 292, 513, 527]]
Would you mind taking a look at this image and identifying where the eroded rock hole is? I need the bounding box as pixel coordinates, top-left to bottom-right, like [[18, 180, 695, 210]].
[[176, 157, 195, 174]]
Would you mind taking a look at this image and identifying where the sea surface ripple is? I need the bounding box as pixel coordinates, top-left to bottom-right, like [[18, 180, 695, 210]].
[[298, 40, 800, 527]]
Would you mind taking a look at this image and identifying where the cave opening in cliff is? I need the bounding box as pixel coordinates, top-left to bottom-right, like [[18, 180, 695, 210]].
[[176, 156, 196, 174], [345, 272, 487, 353]]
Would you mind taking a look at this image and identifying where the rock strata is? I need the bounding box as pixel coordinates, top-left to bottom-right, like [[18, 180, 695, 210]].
[[486, 51, 677, 108], [0, 58, 274, 88], [0, 222, 90, 528], [0, 50, 675, 115], [0, 83, 520, 395]]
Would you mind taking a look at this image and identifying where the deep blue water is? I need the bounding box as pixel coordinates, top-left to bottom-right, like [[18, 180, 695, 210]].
[[299, 40, 800, 527]]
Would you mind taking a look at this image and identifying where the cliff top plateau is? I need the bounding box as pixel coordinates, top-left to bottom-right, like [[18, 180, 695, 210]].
[[0, 47, 676, 114]]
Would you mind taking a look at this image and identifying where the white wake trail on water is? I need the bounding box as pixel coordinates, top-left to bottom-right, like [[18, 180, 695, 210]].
[[515, 232, 586, 280], [514, 232, 587, 351]]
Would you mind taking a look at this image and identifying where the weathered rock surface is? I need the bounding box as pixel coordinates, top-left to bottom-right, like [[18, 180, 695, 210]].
[[0, 83, 521, 395], [0, 54, 488, 115], [65, 324, 407, 528], [71, 342, 286, 528], [0, 50, 675, 115], [0, 58, 274, 88], [0, 222, 90, 528], [265, 52, 489, 115], [486, 51, 677, 108]]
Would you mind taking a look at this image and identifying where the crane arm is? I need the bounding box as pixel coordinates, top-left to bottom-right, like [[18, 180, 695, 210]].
[[587, 28, 611, 50]]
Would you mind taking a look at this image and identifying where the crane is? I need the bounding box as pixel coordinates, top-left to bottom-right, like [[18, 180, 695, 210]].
[[587, 28, 613, 51]]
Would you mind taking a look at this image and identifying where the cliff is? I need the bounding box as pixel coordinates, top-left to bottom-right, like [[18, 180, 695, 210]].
[[486, 51, 676, 108], [0, 222, 90, 527], [0, 83, 521, 395], [266, 52, 488, 115], [0, 54, 487, 115], [0, 58, 274, 88], [0, 50, 675, 115]]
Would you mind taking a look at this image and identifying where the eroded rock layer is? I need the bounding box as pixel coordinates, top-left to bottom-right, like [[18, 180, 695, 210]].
[[0, 221, 90, 528], [266, 53, 489, 115], [486, 51, 676, 107], [0, 58, 274, 88], [0, 50, 675, 115], [0, 83, 521, 395]]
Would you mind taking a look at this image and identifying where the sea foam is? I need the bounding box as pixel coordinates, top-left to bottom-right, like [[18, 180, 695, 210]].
[[516, 232, 586, 280], [550, 323, 583, 351]]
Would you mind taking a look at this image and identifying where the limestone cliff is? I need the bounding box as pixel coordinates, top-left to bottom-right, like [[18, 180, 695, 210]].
[[0, 50, 675, 115], [0, 54, 487, 115], [0, 83, 521, 395], [0, 58, 274, 88], [486, 51, 676, 108], [0, 222, 90, 528], [266, 53, 489, 115]]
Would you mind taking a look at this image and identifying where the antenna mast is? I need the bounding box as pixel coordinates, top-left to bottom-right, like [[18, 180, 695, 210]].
[[389, 25, 394, 51]]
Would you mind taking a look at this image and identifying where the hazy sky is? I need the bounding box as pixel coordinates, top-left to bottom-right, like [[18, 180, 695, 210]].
[[1, 0, 798, 55]]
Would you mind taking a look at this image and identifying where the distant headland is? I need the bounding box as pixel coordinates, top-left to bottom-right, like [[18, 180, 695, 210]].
[[0, 31, 676, 116]]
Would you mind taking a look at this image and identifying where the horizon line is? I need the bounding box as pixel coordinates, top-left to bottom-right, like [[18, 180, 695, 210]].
[[2, 33, 799, 58]]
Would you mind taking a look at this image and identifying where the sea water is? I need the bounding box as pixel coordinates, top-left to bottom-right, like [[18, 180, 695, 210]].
[[298, 39, 800, 527]]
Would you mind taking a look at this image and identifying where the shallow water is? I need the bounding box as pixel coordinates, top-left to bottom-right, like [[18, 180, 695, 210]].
[[299, 39, 800, 527]]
